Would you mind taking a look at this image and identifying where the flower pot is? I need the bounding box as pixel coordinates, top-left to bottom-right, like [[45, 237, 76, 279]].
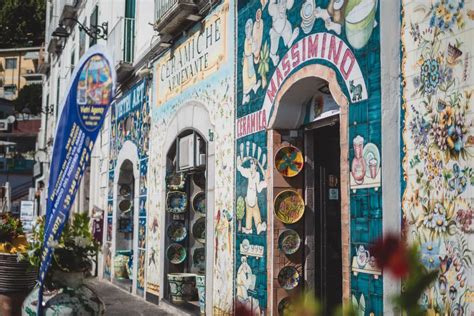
[[22, 283, 105, 316], [167, 273, 196, 303], [0, 253, 37, 316], [195, 275, 206, 314]]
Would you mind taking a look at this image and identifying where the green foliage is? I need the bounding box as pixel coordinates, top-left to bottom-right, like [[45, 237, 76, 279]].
[[20, 213, 99, 286], [14, 84, 42, 114], [0, 212, 23, 243], [0, 0, 46, 48]]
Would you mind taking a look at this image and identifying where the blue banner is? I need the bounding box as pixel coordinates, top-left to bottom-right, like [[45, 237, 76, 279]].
[[37, 46, 116, 314]]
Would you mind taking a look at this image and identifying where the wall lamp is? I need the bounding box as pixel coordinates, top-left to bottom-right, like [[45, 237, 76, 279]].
[[52, 17, 108, 40]]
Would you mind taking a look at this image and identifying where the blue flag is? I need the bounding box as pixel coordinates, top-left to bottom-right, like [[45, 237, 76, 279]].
[[37, 46, 116, 314]]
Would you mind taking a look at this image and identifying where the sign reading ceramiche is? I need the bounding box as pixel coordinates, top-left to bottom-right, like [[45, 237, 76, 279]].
[[154, 4, 229, 106]]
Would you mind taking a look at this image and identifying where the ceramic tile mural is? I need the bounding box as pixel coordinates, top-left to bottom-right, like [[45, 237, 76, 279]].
[[146, 1, 235, 313], [104, 80, 150, 294], [237, 0, 383, 314], [401, 0, 474, 314]]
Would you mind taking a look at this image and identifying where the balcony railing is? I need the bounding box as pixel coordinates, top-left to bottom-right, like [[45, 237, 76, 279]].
[[154, 0, 197, 36], [108, 17, 135, 67], [156, 0, 179, 21]]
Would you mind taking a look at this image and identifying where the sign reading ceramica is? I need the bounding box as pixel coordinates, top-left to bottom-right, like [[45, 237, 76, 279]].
[[154, 4, 228, 106]]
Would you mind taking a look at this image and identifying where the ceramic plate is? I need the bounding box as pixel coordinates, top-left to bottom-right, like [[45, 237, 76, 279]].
[[166, 191, 188, 213], [192, 247, 206, 271], [277, 266, 300, 290], [278, 297, 294, 316], [274, 190, 305, 224], [278, 230, 301, 255], [119, 184, 131, 196], [118, 199, 131, 212], [167, 173, 185, 190], [192, 192, 206, 215], [192, 217, 206, 244], [166, 243, 187, 264], [363, 143, 380, 177], [167, 221, 187, 243], [274, 146, 304, 177]]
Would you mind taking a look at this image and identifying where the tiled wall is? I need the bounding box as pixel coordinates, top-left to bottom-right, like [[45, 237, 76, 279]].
[[401, 0, 474, 314]]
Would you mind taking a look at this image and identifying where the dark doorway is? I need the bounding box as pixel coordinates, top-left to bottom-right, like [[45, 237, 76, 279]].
[[312, 120, 342, 314]]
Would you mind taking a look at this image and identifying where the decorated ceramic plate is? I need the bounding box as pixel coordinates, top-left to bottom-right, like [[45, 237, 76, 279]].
[[119, 184, 131, 197], [192, 192, 206, 215], [192, 217, 206, 244], [166, 173, 185, 190], [278, 229, 301, 255], [192, 247, 206, 271], [118, 199, 131, 212], [277, 266, 300, 290], [274, 145, 304, 177], [166, 243, 187, 264], [274, 190, 305, 224], [166, 191, 187, 213], [167, 221, 187, 243], [278, 297, 295, 316]]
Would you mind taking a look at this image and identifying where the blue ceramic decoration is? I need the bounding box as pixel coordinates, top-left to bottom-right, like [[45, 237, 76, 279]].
[[166, 191, 188, 214]]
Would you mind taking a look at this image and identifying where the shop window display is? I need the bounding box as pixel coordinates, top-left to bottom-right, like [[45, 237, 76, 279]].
[[165, 130, 207, 313]]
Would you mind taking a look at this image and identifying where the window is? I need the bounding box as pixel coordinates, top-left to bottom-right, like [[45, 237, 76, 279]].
[[5, 58, 17, 69], [90, 6, 98, 47], [4, 84, 17, 98], [70, 50, 75, 73]]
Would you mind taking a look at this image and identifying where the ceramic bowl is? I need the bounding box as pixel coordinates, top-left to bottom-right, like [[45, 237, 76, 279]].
[[166, 243, 187, 264], [274, 145, 304, 177], [192, 217, 206, 244], [166, 191, 188, 213], [277, 266, 300, 290], [119, 184, 131, 196], [118, 199, 131, 212], [278, 229, 301, 255], [274, 190, 305, 224], [278, 297, 294, 316], [167, 221, 187, 243], [192, 191, 206, 215]]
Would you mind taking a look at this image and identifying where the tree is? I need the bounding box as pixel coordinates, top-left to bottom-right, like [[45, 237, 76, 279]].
[[14, 84, 42, 115], [0, 0, 46, 48]]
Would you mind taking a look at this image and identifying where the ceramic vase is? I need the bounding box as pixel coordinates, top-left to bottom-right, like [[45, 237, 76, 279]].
[[22, 271, 104, 316], [195, 275, 206, 314], [167, 273, 196, 303]]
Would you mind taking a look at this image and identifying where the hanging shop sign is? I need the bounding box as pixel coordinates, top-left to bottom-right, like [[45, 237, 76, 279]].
[[154, 3, 229, 106], [37, 46, 115, 314]]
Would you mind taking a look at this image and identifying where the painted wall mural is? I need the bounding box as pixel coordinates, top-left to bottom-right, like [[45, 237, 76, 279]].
[[401, 0, 474, 314], [237, 0, 382, 314], [104, 80, 150, 296], [146, 1, 235, 314]]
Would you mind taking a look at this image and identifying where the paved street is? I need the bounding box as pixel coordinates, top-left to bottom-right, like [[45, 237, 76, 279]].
[[87, 279, 175, 316]]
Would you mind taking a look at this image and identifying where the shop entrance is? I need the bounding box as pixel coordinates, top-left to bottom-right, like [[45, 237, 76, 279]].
[[308, 119, 342, 314]]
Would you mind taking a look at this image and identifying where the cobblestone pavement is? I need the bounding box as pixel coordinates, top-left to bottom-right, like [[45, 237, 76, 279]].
[[87, 279, 175, 315]]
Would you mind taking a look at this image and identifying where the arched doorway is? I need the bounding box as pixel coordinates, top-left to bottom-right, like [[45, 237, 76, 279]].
[[112, 141, 140, 294], [267, 64, 350, 315]]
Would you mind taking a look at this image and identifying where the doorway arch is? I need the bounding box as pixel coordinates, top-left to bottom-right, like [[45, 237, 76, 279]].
[[266, 63, 351, 305], [112, 140, 140, 294]]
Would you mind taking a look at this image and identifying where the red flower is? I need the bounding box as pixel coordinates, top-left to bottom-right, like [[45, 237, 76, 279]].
[[370, 234, 410, 278]]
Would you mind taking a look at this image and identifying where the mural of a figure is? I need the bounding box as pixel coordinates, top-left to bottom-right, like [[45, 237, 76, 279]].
[[242, 18, 262, 105], [236, 256, 261, 314], [237, 157, 267, 234], [213, 209, 233, 312], [268, 0, 300, 65]]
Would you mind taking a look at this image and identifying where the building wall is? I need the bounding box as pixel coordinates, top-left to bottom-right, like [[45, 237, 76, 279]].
[[401, 0, 474, 314], [236, 0, 383, 314], [0, 47, 40, 100], [146, 1, 235, 314]]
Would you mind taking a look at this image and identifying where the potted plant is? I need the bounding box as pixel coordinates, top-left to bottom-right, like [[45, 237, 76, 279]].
[[21, 213, 105, 315], [0, 212, 36, 316]]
